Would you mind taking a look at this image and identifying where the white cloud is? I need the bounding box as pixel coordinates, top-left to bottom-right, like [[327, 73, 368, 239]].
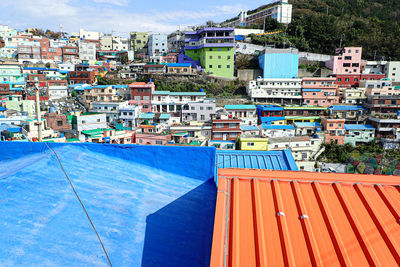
[[1, 1, 247, 35], [92, 0, 130, 6]]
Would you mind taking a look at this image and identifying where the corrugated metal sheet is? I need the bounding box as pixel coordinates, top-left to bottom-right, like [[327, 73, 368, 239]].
[[211, 169, 400, 267], [216, 150, 298, 171]]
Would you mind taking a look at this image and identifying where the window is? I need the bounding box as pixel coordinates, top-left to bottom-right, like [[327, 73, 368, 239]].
[[57, 121, 63, 126], [338, 78, 342, 82], [214, 133, 222, 138], [216, 123, 224, 128], [207, 107, 213, 110], [345, 78, 349, 82], [229, 133, 237, 138], [218, 56, 221, 59], [143, 96, 150, 100], [209, 56, 213, 59], [227, 65, 230, 68], [209, 65, 212, 68], [200, 106, 204, 110], [229, 123, 237, 128], [329, 123, 333, 127], [191, 106, 195, 110], [155, 140, 163, 145], [247, 142, 255, 146], [227, 56, 231, 60], [200, 115, 205, 120], [344, 56, 352, 60], [218, 65, 221, 69], [82, 120, 86, 124], [97, 119, 101, 122], [209, 48, 212, 51], [134, 96, 140, 100], [355, 49, 359, 53], [139, 139, 142, 143]]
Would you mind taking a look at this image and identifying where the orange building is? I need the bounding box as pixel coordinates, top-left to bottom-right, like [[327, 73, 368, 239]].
[[321, 117, 345, 144], [211, 168, 400, 267]]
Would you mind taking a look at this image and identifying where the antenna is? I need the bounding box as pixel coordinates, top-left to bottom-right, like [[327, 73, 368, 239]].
[[59, 24, 63, 38]]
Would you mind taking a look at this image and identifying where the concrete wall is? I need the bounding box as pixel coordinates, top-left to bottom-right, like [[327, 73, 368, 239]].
[[237, 69, 262, 81], [298, 52, 332, 62]]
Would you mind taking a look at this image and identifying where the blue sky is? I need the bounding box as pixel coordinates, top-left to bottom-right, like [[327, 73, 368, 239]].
[[0, 0, 271, 36]]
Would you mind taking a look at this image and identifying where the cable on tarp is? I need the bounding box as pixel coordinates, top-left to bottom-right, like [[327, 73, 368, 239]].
[[44, 142, 112, 267]]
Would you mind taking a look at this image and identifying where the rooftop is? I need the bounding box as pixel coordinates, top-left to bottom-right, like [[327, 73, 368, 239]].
[[240, 125, 259, 131], [225, 105, 256, 110], [293, 122, 322, 128], [261, 125, 295, 130], [344, 124, 375, 130], [329, 105, 364, 111], [0, 142, 217, 266], [139, 113, 155, 119], [211, 169, 400, 267]]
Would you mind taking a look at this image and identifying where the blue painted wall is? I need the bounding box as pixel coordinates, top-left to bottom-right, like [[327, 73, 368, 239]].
[[258, 52, 299, 78]]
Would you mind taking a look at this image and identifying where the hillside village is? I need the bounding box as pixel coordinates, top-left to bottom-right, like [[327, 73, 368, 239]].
[[1, 0, 400, 174]]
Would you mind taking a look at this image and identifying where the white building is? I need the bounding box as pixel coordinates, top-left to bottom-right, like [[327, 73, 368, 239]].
[[90, 101, 129, 124], [152, 91, 206, 113], [48, 85, 68, 100], [247, 78, 302, 105], [100, 35, 129, 51], [260, 125, 295, 138], [78, 41, 96, 61], [167, 31, 185, 53], [363, 61, 400, 82], [224, 0, 292, 26], [148, 33, 168, 57], [118, 104, 140, 128], [78, 29, 101, 40], [58, 63, 75, 73], [224, 105, 257, 125], [73, 113, 107, 132]]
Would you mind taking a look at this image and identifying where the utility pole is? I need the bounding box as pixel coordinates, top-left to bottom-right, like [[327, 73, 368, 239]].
[[30, 82, 42, 142]]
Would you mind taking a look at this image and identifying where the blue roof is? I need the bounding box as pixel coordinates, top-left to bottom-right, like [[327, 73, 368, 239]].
[[153, 91, 170, 95], [0, 142, 216, 266], [260, 117, 285, 123], [0, 107, 7, 111], [329, 105, 364, 111], [170, 92, 206, 96], [166, 63, 192, 67], [293, 122, 322, 128], [159, 113, 170, 119], [215, 149, 298, 171], [240, 125, 259, 131], [225, 105, 256, 110], [261, 125, 295, 130], [22, 67, 58, 71], [257, 105, 283, 111], [302, 89, 321, 92], [344, 124, 375, 130], [139, 113, 155, 119]]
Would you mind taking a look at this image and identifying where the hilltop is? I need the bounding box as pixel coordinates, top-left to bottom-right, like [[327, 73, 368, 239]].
[[247, 0, 400, 60]]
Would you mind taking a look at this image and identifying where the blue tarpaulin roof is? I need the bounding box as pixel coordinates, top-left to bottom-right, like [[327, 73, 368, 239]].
[[240, 125, 259, 131], [225, 105, 256, 110], [0, 142, 217, 266], [261, 125, 295, 130], [293, 122, 322, 128]]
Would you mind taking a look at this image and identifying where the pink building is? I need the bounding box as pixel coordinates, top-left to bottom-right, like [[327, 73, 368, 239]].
[[321, 117, 345, 144], [128, 82, 155, 113], [135, 133, 172, 145], [326, 47, 362, 75], [302, 77, 339, 107]]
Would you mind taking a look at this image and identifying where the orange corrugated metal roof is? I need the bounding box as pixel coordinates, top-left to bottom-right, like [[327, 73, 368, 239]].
[[211, 169, 400, 267]]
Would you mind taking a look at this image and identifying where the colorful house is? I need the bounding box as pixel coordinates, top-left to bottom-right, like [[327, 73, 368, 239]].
[[179, 27, 235, 78], [344, 124, 375, 146], [224, 105, 257, 125], [321, 117, 345, 144], [129, 81, 155, 113], [211, 119, 241, 141], [258, 48, 298, 79], [301, 77, 339, 107], [238, 136, 269, 151]]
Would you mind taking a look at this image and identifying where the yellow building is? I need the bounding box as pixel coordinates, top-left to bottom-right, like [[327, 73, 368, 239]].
[[238, 136, 269, 151]]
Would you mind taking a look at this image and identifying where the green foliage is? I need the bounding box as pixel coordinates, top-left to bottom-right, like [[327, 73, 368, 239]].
[[152, 78, 247, 97], [71, 90, 77, 97], [249, 1, 400, 60], [299, 64, 318, 73]]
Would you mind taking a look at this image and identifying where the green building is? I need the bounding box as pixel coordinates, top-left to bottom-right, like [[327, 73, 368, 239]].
[[130, 32, 149, 54], [180, 27, 235, 78]]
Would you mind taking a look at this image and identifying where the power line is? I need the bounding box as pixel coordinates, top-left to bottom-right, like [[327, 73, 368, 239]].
[[45, 143, 112, 266]]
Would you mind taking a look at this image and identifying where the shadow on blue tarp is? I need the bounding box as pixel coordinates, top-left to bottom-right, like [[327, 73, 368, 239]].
[[142, 179, 216, 267], [0, 141, 217, 266]]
